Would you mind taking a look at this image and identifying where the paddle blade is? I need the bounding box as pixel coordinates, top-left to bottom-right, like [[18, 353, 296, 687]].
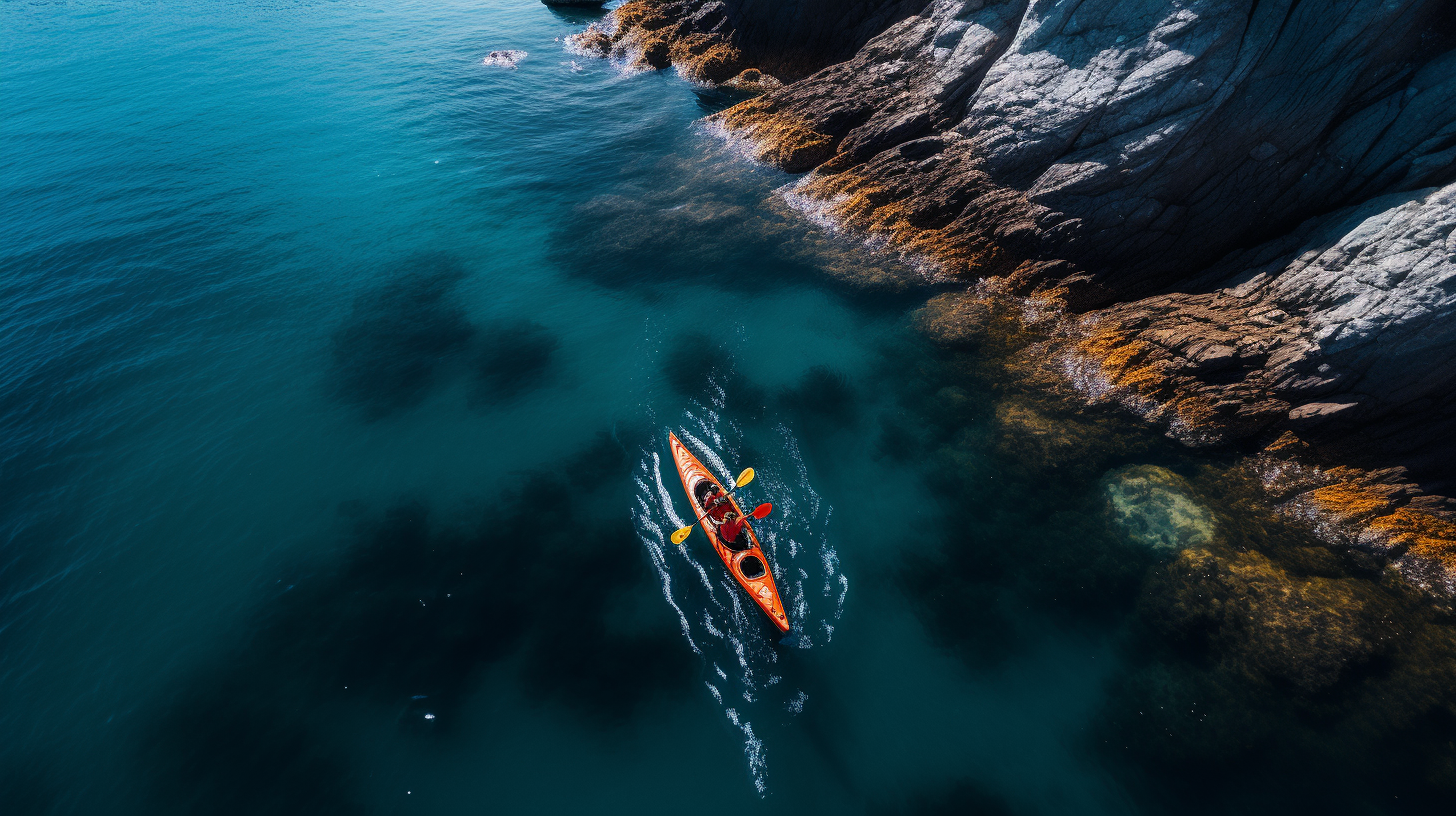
[[735, 468, 755, 488], [752, 503, 772, 519], [670, 525, 694, 545]]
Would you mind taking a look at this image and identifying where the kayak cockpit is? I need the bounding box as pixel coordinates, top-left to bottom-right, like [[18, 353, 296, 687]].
[[738, 554, 766, 579]]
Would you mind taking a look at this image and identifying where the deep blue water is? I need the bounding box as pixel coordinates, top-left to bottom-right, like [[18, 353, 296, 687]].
[[11, 2, 1426, 815]]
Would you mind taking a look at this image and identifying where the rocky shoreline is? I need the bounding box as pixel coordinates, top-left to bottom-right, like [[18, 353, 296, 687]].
[[573, 0, 1456, 596]]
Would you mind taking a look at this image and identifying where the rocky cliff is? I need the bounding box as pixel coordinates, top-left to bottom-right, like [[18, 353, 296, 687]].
[[576, 0, 1456, 592]]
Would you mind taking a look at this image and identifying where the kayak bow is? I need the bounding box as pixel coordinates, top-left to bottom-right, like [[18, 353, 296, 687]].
[[667, 433, 791, 632]]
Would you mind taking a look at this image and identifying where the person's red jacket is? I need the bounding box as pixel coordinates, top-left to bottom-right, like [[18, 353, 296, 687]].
[[704, 495, 732, 521], [718, 516, 745, 544]]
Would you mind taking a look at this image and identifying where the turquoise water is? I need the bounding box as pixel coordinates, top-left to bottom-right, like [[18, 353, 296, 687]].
[[9, 2, 1442, 815]]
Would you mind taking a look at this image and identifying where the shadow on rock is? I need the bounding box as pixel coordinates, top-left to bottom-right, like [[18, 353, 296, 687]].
[[542, 5, 609, 25], [329, 253, 475, 421], [468, 319, 559, 408], [137, 431, 692, 813]]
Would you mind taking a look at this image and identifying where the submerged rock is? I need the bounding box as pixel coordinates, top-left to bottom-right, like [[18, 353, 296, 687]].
[[1102, 465, 1216, 555], [482, 50, 527, 69], [1148, 546, 1393, 693]]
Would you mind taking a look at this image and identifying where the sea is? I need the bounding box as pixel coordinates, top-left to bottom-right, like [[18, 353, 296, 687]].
[[2, 2, 1442, 815]]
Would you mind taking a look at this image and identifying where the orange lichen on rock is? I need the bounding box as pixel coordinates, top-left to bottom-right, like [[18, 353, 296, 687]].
[[799, 173, 1013, 277], [570, 0, 758, 86], [1306, 474, 1403, 522], [1250, 449, 1456, 595], [672, 38, 744, 83], [715, 98, 836, 170], [1372, 509, 1456, 569], [714, 98, 1037, 278], [1263, 431, 1309, 454], [1077, 325, 1161, 391], [1056, 294, 1306, 444]]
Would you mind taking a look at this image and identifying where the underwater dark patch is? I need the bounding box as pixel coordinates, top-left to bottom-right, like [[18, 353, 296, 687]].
[[550, 191, 768, 291], [661, 331, 768, 419], [663, 331, 726, 399], [871, 778, 1017, 816], [893, 426, 1165, 668], [136, 430, 693, 810], [897, 546, 1022, 667], [878, 339, 1162, 668], [778, 365, 859, 430], [873, 412, 928, 462], [0, 752, 64, 816], [141, 672, 363, 816], [468, 319, 559, 408], [329, 253, 475, 420]]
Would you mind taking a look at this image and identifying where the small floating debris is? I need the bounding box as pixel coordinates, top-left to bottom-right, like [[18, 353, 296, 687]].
[[424, 713, 436, 720], [483, 50, 527, 70]]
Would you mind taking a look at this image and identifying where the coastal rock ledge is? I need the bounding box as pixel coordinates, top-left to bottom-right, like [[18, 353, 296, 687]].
[[578, 0, 1456, 594]]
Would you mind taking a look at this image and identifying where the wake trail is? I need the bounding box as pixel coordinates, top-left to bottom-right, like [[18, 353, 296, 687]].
[[631, 377, 847, 796]]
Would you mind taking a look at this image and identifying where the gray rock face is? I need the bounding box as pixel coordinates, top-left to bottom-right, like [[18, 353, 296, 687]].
[[590, 1, 1456, 486], [727, 0, 1456, 284], [1227, 185, 1456, 425], [1080, 181, 1456, 474], [680, 0, 1456, 480]]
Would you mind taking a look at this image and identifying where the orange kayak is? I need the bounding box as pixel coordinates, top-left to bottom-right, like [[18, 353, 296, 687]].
[[668, 432, 791, 633]]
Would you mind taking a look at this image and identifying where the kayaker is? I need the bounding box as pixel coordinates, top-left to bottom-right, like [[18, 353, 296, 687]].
[[701, 484, 733, 521], [717, 510, 747, 549]]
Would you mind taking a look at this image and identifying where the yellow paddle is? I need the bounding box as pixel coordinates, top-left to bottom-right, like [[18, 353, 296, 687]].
[[671, 468, 757, 545]]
